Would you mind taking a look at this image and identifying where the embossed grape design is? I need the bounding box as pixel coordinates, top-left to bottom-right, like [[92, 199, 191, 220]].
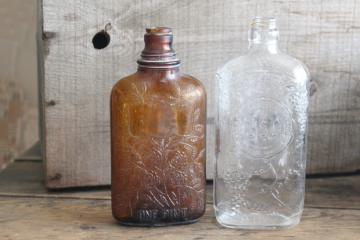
[[237, 98, 294, 159]]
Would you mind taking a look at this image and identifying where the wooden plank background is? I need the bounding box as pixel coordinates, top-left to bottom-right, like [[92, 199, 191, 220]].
[[0, 0, 39, 170], [0, 161, 360, 239], [41, 0, 360, 188]]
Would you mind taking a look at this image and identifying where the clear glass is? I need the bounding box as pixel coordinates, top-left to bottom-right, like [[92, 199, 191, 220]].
[[214, 17, 310, 229]]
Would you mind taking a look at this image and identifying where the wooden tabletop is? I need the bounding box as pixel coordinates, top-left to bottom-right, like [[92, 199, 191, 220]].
[[0, 160, 359, 240]]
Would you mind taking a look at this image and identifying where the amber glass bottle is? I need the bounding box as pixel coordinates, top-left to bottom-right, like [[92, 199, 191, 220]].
[[111, 27, 206, 226]]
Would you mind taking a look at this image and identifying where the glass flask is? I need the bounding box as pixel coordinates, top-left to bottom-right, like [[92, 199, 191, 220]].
[[214, 17, 310, 229], [111, 27, 206, 226]]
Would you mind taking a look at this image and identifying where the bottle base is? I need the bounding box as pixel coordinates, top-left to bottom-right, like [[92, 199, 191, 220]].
[[215, 209, 301, 230], [115, 218, 200, 227]]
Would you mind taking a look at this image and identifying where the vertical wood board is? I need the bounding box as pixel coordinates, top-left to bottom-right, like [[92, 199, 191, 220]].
[[41, 0, 360, 188], [0, 0, 39, 170]]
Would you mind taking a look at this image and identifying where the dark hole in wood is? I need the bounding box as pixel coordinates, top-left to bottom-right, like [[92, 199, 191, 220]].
[[92, 30, 110, 49]]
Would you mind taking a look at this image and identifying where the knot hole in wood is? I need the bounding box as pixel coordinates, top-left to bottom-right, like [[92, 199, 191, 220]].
[[92, 23, 112, 49]]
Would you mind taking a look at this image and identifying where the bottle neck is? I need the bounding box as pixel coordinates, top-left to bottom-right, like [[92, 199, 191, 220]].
[[137, 65, 180, 80], [137, 27, 180, 68], [138, 66, 179, 73], [248, 17, 279, 54]]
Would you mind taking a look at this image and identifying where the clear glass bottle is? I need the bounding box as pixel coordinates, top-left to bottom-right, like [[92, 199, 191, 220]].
[[111, 27, 206, 226], [214, 17, 310, 229]]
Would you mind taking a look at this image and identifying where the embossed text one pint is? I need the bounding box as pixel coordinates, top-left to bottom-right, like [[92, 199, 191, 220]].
[[214, 17, 310, 229], [111, 27, 206, 226]]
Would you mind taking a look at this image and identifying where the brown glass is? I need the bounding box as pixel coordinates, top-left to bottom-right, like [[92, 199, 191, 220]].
[[111, 27, 206, 226]]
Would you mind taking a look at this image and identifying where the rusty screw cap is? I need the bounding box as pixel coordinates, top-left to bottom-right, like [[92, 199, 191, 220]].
[[138, 27, 180, 68]]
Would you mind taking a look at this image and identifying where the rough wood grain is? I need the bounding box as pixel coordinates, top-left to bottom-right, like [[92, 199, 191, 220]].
[[0, 161, 359, 209], [41, 0, 360, 187], [0, 160, 359, 239], [0, 197, 359, 240], [0, 0, 39, 171]]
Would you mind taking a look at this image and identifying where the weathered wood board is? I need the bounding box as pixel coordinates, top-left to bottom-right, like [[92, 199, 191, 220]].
[[0, 0, 39, 171], [2, 197, 360, 240], [1, 161, 360, 209], [0, 161, 359, 240], [40, 0, 360, 188]]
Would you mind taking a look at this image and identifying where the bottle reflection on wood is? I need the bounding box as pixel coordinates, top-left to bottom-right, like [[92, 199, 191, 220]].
[[111, 27, 206, 226]]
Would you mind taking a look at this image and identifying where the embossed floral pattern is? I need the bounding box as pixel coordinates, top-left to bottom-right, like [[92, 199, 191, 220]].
[[111, 73, 206, 224]]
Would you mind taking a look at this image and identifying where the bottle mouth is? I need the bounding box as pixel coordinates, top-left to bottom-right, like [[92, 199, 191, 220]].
[[251, 17, 277, 30], [145, 27, 172, 35], [248, 16, 279, 45]]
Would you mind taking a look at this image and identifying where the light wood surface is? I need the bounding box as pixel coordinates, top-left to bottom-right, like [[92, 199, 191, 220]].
[[0, 0, 39, 170], [0, 160, 359, 240], [1, 198, 359, 240], [1, 161, 360, 209], [40, 0, 360, 187]]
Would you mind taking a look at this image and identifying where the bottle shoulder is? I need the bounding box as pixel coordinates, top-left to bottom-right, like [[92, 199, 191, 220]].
[[218, 52, 310, 83], [179, 73, 207, 94], [111, 72, 137, 92], [111, 71, 206, 101]]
